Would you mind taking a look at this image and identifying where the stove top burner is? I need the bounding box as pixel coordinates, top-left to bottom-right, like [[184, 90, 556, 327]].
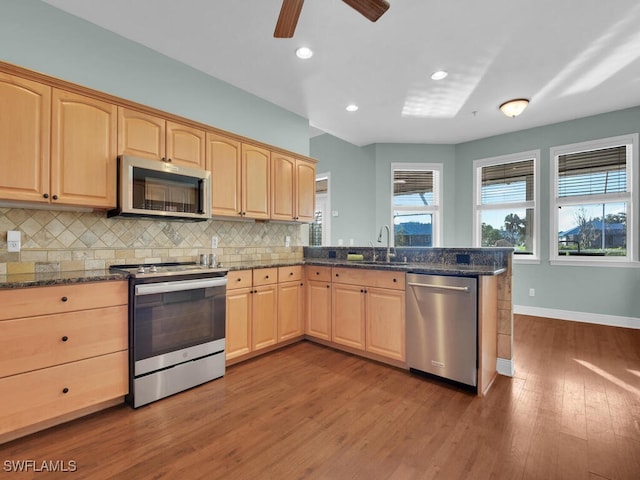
[[110, 262, 228, 279]]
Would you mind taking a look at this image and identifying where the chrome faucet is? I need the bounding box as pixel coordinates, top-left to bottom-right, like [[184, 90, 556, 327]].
[[377, 225, 396, 263]]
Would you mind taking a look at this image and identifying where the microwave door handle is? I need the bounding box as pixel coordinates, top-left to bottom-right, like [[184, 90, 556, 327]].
[[198, 179, 204, 214]]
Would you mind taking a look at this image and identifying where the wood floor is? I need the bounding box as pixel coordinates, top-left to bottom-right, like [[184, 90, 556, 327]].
[[1, 315, 639, 479]]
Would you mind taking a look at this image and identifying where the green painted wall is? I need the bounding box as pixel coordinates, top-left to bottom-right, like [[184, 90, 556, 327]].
[[455, 107, 640, 319], [0, 0, 310, 155], [310, 134, 376, 246], [311, 108, 640, 320]]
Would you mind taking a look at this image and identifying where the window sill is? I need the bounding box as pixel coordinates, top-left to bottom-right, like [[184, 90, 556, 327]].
[[550, 258, 639, 268], [514, 256, 540, 265]]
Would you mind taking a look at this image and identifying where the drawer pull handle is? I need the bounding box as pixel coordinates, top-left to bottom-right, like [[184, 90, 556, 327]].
[[61, 336, 68, 342], [62, 387, 69, 394], [61, 296, 68, 302]]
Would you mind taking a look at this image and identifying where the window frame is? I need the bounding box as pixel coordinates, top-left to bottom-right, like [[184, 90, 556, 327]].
[[550, 133, 638, 267], [472, 150, 540, 263], [390, 162, 442, 247]]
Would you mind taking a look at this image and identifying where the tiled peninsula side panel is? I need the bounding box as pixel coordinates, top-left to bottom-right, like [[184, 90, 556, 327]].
[[0, 208, 304, 274]]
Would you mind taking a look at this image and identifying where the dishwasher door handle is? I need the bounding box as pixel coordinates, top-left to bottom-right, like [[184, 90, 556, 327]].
[[407, 282, 470, 293]]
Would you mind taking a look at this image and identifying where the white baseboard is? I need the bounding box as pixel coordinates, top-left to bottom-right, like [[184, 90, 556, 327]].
[[496, 358, 514, 377], [513, 305, 640, 330]]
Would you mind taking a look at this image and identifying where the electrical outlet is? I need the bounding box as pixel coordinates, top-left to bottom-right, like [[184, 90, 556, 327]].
[[284, 235, 291, 247], [7, 230, 21, 252], [529, 288, 535, 297], [211, 236, 218, 249], [349, 238, 354, 246]]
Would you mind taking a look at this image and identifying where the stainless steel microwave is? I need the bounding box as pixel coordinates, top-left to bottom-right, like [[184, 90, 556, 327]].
[[108, 155, 211, 221]]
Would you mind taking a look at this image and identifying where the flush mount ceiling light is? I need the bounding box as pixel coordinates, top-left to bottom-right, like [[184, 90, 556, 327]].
[[430, 70, 448, 80], [295, 46, 313, 59], [345, 104, 359, 112], [499, 98, 529, 117]]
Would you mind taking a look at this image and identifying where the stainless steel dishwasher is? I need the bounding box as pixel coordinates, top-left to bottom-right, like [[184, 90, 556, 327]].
[[406, 273, 478, 389]]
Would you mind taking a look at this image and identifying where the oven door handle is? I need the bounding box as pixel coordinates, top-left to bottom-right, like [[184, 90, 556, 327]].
[[135, 277, 228, 296]]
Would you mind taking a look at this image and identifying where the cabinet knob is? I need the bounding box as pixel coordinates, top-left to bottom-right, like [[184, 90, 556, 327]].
[[393, 278, 397, 283], [52, 195, 58, 200], [360, 289, 364, 293], [315, 271, 320, 275], [167, 158, 172, 162], [326, 285, 330, 288], [162, 157, 166, 162], [61, 296, 68, 302], [265, 275, 269, 279], [62, 387, 69, 394], [43, 193, 49, 199], [289, 272, 294, 276], [236, 278, 242, 282], [61, 336, 68, 342], [300, 282, 304, 286], [335, 273, 339, 277]]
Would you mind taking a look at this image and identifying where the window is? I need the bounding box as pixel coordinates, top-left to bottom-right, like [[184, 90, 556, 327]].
[[391, 163, 441, 247], [473, 151, 539, 261], [551, 134, 638, 265], [310, 173, 330, 246]]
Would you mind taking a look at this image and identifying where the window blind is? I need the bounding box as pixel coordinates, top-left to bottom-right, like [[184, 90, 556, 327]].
[[558, 146, 627, 197], [393, 170, 438, 206], [481, 159, 534, 204]]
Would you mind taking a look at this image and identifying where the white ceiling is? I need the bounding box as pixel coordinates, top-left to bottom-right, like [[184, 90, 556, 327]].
[[42, 0, 640, 146]]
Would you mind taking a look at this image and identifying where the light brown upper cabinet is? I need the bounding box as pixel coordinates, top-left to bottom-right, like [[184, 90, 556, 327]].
[[207, 133, 270, 220], [0, 72, 51, 203], [50, 89, 117, 208], [270, 154, 316, 222], [207, 132, 241, 217], [118, 107, 205, 168]]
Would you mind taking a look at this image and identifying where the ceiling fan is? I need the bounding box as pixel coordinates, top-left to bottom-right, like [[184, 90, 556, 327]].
[[274, 0, 390, 38]]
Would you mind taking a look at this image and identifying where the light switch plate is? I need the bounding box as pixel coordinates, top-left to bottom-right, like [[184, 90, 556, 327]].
[[7, 230, 21, 252]]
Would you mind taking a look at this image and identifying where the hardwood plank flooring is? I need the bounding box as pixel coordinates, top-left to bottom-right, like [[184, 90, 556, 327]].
[[1, 315, 639, 479]]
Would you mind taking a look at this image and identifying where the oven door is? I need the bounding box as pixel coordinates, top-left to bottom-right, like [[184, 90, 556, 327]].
[[133, 277, 226, 376]]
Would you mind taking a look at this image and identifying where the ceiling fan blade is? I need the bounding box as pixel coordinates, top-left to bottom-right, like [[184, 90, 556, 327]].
[[274, 0, 304, 38], [342, 0, 390, 22]]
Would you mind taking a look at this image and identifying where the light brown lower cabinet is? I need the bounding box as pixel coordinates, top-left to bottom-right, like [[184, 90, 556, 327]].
[[304, 266, 332, 341], [330, 267, 406, 362], [0, 281, 129, 442]]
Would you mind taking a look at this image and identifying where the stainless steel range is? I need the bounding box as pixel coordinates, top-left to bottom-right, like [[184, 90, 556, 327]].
[[111, 262, 228, 408]]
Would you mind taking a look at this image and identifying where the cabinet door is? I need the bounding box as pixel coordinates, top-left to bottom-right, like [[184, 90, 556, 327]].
[[252, 284, 277, 350], [207, 132, 242, 217], [51, 89, 117, 208], [0, 73, 51, 203], [332, 283, 365, 350], [306, 280, 331, 340], [278, 281, 303, 342], [241, 143, 270, 219], [225, 287, 252, 361], [117, 107, 165, 160], [365, 287, 406, 361], [296, 159, 316, 222], [271, 152, 296, 221], [166, 121, 205, 168]]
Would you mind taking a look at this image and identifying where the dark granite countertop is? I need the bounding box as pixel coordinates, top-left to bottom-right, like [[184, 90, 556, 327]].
[[1, 255, 506, 289], [302, 259, 505, 276], [0, 270, 129, 289]]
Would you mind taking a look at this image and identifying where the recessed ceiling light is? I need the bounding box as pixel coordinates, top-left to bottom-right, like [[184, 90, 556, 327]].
[[295, 47, 313, 59], [345, 104, 359, 112], [431, 70, 448, 80]]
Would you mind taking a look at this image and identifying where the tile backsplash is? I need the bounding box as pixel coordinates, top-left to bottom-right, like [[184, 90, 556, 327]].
[[0, 208, 303, 274]]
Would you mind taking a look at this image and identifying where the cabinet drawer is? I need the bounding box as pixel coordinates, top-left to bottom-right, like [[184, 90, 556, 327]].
[[332, 267, 405, 290], [226, 270, 253, 290], [0, 281, 128, 321], [253, 267, 278, 286], [0, 305, 127, 378], [278, 265, 302, 282], [305, 265, 331, 282], [0, 351, 128, 436]]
